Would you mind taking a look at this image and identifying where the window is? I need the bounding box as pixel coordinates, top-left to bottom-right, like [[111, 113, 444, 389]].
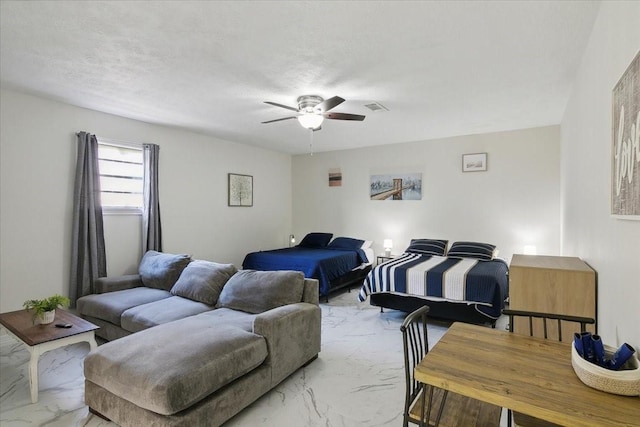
[[97, 140, 143, 212]]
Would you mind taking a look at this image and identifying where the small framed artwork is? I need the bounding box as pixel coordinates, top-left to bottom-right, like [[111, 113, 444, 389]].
[[462, 153, 488, 172], [329, 168, 342, 187], [228, 173, 253, 207]]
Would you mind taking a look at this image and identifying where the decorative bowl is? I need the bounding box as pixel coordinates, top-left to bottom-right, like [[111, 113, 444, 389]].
[[571, 343, 640, 396]]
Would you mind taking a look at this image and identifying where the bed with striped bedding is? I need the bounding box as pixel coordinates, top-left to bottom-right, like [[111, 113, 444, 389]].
[[358, 252, 509, 322]]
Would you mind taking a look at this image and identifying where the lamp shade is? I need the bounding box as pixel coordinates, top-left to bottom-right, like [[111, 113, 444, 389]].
[[297, 113, 324, 130], [383, 239, 393, 249]]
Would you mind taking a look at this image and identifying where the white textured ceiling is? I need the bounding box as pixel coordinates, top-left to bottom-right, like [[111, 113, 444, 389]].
[[0, 1, 600, 154]]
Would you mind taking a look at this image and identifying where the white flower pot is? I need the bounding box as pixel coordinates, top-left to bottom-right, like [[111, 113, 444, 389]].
[[39, 309, 55, 325]]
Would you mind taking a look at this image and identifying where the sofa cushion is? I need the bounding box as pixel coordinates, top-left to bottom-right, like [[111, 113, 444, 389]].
[[84, 317, 268, 415], [77, 287, 171, 326], [216, 270, 305, 314], [139, 250, 191, 291], [121, 296, 214, 333], [196, 307, 257, 332], [170, 260, 237, 305]]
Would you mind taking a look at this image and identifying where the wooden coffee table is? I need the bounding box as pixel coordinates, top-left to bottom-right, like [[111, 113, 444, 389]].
[[0, 309, 99, 403]]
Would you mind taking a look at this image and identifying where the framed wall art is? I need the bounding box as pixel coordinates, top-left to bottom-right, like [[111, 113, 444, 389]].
[[228, 173, 253, 207], [462, 153, 487, 172], [611, 51, 640, 219], [370, 173, 422, 200], [329, 168, 342, 187]]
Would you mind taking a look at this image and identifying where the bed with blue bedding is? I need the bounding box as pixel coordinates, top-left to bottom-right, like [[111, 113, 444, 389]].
[[358, 239, 509, 325], [242, 233, 372, 300]]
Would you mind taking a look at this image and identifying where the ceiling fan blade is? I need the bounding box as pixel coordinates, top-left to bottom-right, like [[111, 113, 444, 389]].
[[264, 101, 299, 112], [316, 96, 345, 112], [261, 116, 298, 124], [324, 112, 365, 121]]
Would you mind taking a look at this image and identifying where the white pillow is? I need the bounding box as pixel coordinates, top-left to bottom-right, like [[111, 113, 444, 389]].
[[362, 248, 375, 264], [361, 240, 373, 249]]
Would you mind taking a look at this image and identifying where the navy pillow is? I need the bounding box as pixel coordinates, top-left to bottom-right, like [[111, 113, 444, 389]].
[[298, 232, 333, 248], [406, 239, 448, 256], [327, 237, 365, 250], [447, 241, 496, 260]]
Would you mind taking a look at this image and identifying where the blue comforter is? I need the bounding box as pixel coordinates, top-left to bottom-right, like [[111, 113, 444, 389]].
[[243, 247, 368, 296], [358, 253, 509, 318]]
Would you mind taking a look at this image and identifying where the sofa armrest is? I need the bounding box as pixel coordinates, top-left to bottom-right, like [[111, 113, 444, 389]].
[[253, 302, 321, 387], [94, 274, 143, 294], [301, 278, 320, 305]]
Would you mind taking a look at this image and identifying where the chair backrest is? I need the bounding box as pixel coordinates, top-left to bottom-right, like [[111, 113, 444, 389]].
[[502, 309, 595, 342], [400, 305, 430, 425]]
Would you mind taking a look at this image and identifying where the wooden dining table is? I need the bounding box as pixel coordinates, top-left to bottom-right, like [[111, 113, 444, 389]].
[[415, 322, 640, 427]]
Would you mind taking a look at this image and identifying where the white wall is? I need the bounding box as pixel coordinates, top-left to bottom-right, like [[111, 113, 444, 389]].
[[561, 1, 640, 349], [292, 126, 561, 263], [0, 88, 292, 312]]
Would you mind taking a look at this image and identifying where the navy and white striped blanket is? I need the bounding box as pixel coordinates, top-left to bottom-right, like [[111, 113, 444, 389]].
[[358, 253, 508, 307]]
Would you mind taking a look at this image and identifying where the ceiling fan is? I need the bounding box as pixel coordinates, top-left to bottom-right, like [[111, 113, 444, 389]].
[[262, 95, 365, 131]]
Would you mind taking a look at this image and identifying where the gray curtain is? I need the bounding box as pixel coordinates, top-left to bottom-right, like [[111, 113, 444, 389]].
[[70, 132, 107, 306], [143, 143, 162, 252]]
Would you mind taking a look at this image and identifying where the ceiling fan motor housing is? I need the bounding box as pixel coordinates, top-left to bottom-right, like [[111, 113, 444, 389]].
[[297, 95, 324, 113]]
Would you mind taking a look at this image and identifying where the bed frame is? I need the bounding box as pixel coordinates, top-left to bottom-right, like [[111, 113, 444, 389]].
[[324, 264, 372, 302], [369, 292, 498, 327]]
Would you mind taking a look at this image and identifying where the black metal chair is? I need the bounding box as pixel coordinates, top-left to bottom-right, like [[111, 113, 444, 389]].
[[502, 309, 596, 427], [401, 306, 502, 427]]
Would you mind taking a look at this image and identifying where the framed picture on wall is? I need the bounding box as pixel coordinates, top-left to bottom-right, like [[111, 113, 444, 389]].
[[370, 173, 422, 200], [329, 168, 342, 187], [228, 173, 253, 207], [462, 153, 487, 172], [611, 51, 640, 219]]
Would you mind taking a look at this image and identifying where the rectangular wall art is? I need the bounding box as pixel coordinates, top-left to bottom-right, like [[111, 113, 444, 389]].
[[228, 173, 253, 207], [462, 153, 488, 172], [370, 173, 422, 200], [611, 51, 640, 219], [329, 168, 342, 187]]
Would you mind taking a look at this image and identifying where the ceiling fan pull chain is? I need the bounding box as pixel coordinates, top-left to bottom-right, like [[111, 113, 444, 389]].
[[309, 128, 314, 156]]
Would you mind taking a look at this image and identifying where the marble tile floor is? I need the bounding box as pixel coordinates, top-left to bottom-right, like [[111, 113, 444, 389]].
[[1, 291, 509, 426]]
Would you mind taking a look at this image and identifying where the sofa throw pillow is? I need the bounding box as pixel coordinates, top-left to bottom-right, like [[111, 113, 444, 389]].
[[139, 251, 191, 291], [298, 232, 333, 248], [170, 260, 238, 306], [216, 269, 305, 314]]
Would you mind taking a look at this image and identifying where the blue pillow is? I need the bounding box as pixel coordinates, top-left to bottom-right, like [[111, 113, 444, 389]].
[[327, 237, 365, 250], [406, 239, 448, 256], [298, 232, 333, 248], [447, 241, 496, 260]]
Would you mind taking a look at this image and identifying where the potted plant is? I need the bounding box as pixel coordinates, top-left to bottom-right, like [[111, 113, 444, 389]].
[[23, 294, 70, 324]]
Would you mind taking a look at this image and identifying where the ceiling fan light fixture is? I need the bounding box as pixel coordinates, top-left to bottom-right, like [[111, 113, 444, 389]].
[[297, 113, 324, 130]]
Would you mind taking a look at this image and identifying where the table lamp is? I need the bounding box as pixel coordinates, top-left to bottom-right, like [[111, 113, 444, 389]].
[[383, 239, 393, 256]]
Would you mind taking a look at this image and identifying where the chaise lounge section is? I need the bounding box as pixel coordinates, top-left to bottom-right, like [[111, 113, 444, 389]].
[[79, 251, 322, 426]]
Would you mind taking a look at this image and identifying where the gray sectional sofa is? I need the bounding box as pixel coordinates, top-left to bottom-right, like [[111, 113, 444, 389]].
[[77, 251, 322, 427]]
